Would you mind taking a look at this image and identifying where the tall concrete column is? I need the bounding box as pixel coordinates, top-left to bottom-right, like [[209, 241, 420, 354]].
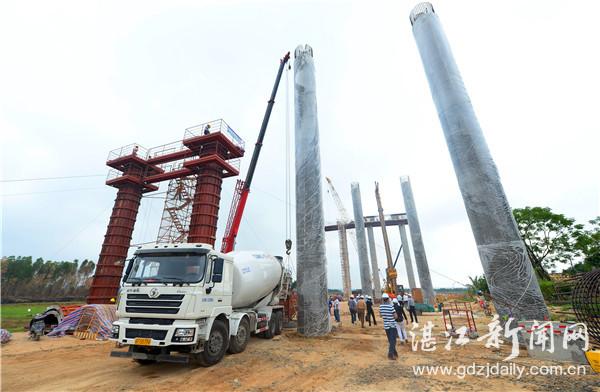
[[366, 226, 382, 299], [410, 3, 548, 320], [398, 224, 417, 290], [400, 176, 435, 305], [350, 182, 373, 297], [294, 44, 330, 336]]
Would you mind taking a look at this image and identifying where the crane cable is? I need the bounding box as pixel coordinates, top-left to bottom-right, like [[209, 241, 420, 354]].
[[284, 62, 293, 263]]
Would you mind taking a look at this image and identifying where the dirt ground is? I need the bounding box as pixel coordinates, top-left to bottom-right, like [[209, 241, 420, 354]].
[[1, 310, 598, 391]]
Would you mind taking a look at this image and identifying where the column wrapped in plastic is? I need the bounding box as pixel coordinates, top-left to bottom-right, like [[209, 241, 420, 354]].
[[410, 3, 548, 320], [366, 226, 382, 299], [398, 224, 417, 290], [294, 44, 330, 336], [350, 182, 374, 297], [400, 176, 435, 305]]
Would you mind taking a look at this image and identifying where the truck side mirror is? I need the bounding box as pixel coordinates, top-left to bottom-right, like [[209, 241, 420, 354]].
[[122, 258, 134, 284], [212, 258, 224, 283]]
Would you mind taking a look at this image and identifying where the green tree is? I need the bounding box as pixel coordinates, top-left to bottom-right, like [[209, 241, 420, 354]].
[[513, 207, 582, 280], [564, 216, 600, 275], [467, 275, 489, 295]]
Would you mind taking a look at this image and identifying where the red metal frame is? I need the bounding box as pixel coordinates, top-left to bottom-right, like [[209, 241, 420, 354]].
[[87, 120, 244, 304], [442, 302, 478, 336]]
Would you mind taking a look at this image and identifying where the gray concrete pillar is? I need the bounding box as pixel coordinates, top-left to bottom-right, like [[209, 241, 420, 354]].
[[350, 182, 374, 297], [366, 226, 382, 299], [338, 222, 352, 300], [398, 224, 417, 290], [400, 176, 435, 305], [410, 3, 548, 320], [294, 44, 330, 336]]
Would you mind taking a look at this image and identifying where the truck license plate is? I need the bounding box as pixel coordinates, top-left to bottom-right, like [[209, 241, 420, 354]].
[[134, 338, 151, 346]]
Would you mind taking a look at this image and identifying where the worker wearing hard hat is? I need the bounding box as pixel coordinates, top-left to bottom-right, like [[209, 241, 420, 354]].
[[365, 295, 377, 326], [356, 295, 366, 328], [348, 295, 357, 325], [392, 298, 407, 344], [407, 294, 418, 324], [379, 293, 398, 360]]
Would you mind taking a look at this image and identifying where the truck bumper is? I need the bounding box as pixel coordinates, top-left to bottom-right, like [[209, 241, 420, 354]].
[[111, 348, 191, 364], [111, 319, 207, 347]]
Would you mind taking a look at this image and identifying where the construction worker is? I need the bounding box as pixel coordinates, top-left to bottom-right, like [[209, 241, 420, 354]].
[[392, 298, 407, 344], [407, 294, 418, 324], [203, 124, 211, 135], [396, 293, 408, 321], [379, 293, 398, 360], [333, 297, 341, 323], [348, 295, 357, 325], [328, 296, 333, 315], [356, 295, 366, 328], [365, 295, 377, 326]]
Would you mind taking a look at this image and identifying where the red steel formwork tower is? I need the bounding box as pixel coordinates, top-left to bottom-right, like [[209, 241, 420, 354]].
[[182, 126, 245, 245], [87, 120, 244, 304], [87, 145, 160, 304]]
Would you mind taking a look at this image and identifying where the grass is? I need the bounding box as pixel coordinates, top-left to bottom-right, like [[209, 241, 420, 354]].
[[0, 302, 82, 332]]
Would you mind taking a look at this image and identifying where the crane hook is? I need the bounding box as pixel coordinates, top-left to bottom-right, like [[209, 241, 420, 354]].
[[285, 239, 292, 255]]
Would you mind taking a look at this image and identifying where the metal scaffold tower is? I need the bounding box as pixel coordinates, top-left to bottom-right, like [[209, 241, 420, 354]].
[[325, 177, 353, 299], [156, 176, 197, 243]]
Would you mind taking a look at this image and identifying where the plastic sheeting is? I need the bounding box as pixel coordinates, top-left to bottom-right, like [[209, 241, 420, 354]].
[[48, 304, 116, 339], [294, 44, 330, 336], [400, 176, 435, 305], [0, 329, 11, 344], [398, 224, 417, 290], [411, 3, 548, 320], [350, 183, 374, 297], [366, 226, 382, 299]]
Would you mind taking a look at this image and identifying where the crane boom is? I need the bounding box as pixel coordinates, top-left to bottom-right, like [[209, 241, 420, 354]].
[[375, 181, 397, 294], [325, 177, 360, 249], [221, 52, 291, 253]]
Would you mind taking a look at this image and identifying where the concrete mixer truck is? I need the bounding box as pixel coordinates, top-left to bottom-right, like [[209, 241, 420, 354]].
[[109, 243, 289, 366]]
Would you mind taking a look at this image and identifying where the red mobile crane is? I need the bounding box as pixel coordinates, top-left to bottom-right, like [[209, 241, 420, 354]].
[[221, 52, 291, 253]]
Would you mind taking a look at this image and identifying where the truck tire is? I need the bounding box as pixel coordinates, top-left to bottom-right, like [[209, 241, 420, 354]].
[[195, 319, 229, 367], [227, 317, 250, 354], [261, 315, 277, 339], [274, 311, 283, 335]]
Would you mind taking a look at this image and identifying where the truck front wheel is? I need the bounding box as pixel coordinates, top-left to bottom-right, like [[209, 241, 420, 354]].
[[227, 317, 249, 354], [195, 319, 229, 367]]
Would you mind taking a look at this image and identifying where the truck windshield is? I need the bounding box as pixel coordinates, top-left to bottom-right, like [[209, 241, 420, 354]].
[[126, 252, 207, 284]]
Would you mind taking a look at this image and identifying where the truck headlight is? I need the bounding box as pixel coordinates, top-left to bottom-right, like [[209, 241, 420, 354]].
[[174, 328, 195, 337], [111, 325, 119, 338]]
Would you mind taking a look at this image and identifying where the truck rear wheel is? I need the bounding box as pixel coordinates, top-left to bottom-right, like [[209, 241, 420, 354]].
[[195, 319, 229, 367], [261, 314, 277, 339], [274, 311, 283, 335], [227, 318, 249, 354]]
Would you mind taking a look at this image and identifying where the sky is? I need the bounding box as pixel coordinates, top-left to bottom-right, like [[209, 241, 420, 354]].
[[1, 0, 599, 291]]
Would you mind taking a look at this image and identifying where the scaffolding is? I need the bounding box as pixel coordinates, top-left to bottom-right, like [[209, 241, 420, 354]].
[[337, 222, 352, 300], [156, 176, 197, 243]]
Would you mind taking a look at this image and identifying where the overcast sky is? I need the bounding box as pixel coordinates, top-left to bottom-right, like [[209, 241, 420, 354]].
[[1, 0, 599, 290]]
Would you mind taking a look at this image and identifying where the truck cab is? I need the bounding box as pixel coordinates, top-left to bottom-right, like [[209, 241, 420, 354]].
[[110, 243, 285, 366]]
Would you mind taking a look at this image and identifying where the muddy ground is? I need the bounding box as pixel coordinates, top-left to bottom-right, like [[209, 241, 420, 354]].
[[1, 310, 598, 391]]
